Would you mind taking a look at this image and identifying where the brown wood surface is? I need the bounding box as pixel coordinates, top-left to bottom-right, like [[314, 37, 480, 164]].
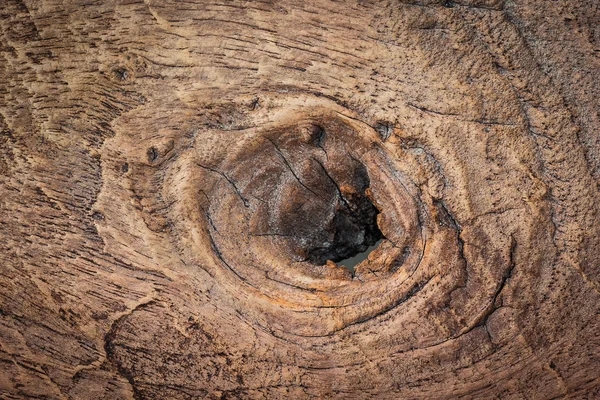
[[1, 0, 599, 399]]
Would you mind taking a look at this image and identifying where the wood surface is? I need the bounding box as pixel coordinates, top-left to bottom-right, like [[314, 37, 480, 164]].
[[1, 0, 599, 398]]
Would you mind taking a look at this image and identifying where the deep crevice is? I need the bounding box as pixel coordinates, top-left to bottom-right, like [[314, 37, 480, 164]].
[[305, 182, 385, 270], [266, 137, 386, 273]]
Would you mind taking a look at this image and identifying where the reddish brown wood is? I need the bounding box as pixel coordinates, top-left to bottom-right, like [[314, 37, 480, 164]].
[[1, 0, 599, 398]]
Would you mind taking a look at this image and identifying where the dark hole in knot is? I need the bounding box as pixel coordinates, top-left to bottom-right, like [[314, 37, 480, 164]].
[[264, 134, 386, 274], [306, 189, 384, 271], [292, 158, 385, 272]]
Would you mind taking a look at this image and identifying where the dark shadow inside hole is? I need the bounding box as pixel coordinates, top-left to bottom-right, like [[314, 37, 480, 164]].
[[273, 147, 386, 271], [306, 188, 385, 271]]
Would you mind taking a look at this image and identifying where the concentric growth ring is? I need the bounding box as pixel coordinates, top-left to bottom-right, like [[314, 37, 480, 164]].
[[97, 91, 546, 394], [149, 94, 467, 337]]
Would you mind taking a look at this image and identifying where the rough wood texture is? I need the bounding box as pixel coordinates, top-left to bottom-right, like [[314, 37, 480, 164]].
[[1, 0, 599, 399]]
